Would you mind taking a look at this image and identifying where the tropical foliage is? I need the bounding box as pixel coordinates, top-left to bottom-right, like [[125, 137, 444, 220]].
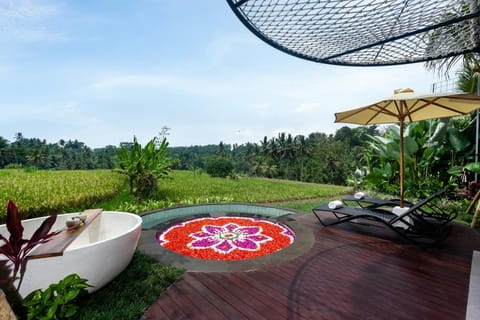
[[22, 274, 89, 320], [115, 137, 173, 199], [170, 128, 374, 186], [0, 134, 117, 170], [362, 116, 476, 198], [424, 0, 480, 77]]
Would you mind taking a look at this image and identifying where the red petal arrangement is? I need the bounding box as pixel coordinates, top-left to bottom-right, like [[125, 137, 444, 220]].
[[157, 216, 296, 261]]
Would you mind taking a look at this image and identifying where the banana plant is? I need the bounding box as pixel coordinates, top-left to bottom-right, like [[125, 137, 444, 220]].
[[116, 136, 173, 199], [363, 117, 473, 197]]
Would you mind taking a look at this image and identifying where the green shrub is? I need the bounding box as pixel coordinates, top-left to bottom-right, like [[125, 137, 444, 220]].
[[205, 157, 234, 178], [5, 163, 23, 169], [22, 274, 90, 320]]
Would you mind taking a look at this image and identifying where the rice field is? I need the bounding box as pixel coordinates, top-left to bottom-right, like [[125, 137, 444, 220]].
[[159, 170, 349, 203], [0, 169, 126, 222], [0, 169, 349, 222]]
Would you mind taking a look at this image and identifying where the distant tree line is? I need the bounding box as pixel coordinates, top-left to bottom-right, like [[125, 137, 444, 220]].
[[0, 127, 376, 186], [169, 127, 378, 185], [0, 132, 117, 170]]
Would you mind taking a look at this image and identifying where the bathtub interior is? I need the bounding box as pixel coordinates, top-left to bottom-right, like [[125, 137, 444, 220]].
[[66, 212, 142, 250]]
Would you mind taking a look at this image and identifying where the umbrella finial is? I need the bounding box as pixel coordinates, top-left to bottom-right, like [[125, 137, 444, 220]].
[[394, 88, 414, 94]]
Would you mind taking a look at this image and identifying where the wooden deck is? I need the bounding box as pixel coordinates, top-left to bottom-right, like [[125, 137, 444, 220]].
[[141, 212, 480, 320]]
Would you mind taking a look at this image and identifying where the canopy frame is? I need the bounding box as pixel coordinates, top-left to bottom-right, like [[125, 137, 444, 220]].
[[226, 0, 480, 66]]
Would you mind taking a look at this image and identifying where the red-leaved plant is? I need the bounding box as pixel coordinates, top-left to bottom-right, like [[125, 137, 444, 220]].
[[0, 200, 58, 307]]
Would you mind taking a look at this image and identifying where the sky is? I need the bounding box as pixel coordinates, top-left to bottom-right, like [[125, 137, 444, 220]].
[[0, 0, 443, 148]]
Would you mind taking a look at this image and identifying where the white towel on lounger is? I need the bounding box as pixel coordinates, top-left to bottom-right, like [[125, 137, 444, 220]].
[[392, 206, 413, 229], [354, 192, 365, 199], [328, 200, 343, 209]]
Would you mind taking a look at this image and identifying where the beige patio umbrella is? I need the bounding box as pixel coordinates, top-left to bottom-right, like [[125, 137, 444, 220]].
[[335, 88, 480, 207]]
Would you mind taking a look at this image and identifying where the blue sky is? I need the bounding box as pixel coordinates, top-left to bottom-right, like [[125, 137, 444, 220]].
[[1, 0, 439, 148]]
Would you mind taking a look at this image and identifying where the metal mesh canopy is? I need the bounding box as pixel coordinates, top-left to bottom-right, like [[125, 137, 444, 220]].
[[226, 0, 480, 66]]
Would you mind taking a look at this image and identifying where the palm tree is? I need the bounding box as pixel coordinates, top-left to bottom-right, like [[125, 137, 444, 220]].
[[14, 132, 24, 143], [457, 59, 480, 93], [424, 0, 480, 77], [26, 148, 47, 168], [294, 134, 309, 181]]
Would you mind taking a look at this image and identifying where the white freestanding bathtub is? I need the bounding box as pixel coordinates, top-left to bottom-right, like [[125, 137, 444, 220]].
[[0, 211, 142, 298]]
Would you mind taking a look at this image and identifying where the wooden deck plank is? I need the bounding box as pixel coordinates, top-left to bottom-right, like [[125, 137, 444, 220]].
[[230, 272, 313, 320], [192, 272, 271, 319], [142, 213, 480, 320], [152, 290, 189, 319], [181, 273, 243, 320], [200, 272, 297, 320], [172, 276, 228, 320], [141, 301, 170, 320]]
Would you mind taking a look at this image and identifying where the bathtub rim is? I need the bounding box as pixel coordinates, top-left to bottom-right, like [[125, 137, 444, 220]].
[[0, 211, 142, 254]]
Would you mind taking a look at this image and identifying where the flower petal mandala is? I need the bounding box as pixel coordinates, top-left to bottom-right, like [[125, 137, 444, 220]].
[[157, 216, 296, 261]]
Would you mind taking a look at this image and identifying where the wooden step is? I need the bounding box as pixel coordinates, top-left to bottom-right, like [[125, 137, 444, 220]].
[[27, 209, 103, 260]]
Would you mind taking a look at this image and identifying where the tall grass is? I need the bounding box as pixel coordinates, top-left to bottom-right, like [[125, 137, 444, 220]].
[[108, 170, 350, 213], [0, 169, 126, 222], [0, 169, 349, 220], [160, 170, 349, 203]]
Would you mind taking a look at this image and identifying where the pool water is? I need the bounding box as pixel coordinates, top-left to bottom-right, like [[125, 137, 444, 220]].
[[139, 203, 314, 271], [141, 203, 296, 229]]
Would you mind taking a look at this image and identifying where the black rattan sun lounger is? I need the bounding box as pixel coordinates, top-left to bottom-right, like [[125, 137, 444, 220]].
[[342, 196, 413, 209], [312, 189, 456, 246]]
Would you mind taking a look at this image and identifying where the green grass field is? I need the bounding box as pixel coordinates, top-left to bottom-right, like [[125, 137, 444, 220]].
[[0, 169, 350, 221], [159, 170, 349, 203]]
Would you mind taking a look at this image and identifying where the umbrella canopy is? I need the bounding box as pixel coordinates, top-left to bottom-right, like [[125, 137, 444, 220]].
[[335, 88, 480, 207]]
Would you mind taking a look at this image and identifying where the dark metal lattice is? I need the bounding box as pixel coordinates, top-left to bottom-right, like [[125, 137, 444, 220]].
[[226, 0, 480, 66]]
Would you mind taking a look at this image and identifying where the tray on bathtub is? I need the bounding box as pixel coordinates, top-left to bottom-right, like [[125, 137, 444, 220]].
[[27, 209, 103, 260]]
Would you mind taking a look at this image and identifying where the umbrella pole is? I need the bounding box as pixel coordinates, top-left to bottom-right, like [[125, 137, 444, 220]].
[[399, 119, 404, 208]]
